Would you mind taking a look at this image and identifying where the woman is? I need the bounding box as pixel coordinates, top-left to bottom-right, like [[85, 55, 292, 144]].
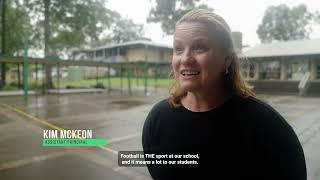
[[142, 9, 306, 180]]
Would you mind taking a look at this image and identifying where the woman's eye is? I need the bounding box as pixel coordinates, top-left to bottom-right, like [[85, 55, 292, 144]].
[[193, 46, 206, 53], [174, 47, 184, 54]]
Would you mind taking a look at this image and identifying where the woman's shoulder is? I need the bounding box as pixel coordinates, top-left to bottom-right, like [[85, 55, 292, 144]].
[[149, 98, 172, 115], [145, 98, 172, 124], [143, 98, 171, 138], [239, 96, 298, 139], [237, 96, 283, 119], [235, 96, 294, 132]]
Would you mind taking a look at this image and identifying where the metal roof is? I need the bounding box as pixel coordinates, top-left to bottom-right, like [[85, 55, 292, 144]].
[[83, 40, 172, 52], [243, 38, 320, 58]]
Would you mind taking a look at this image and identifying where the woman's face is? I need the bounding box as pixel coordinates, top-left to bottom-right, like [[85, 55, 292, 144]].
[[172, 22, 227, 93]]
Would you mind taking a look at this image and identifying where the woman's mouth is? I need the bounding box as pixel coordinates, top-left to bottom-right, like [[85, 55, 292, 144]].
[[180, 69, 200, 76]]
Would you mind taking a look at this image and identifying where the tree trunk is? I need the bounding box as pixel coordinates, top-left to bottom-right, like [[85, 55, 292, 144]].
[[44, 0, 53, 89], [1, 0, 6, 88]]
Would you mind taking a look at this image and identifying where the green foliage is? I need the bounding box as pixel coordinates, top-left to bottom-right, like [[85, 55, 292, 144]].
[[25, 0, 117, 55], [20, 0, 145, 57], [1, 0, 146, 57], [0, 0, 30, 56], [257, 4, 315, 43], [147, 0, 213, 35], [1, 0, 145, 88]]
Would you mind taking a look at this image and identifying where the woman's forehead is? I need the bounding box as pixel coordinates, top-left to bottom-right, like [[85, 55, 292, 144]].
[[174, 22, 215, 42]]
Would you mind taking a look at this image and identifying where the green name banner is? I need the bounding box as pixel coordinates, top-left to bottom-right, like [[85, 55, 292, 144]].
[[42, 139, 108, 146]]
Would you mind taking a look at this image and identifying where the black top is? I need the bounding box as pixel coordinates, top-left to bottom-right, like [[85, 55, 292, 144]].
[[142, 95, 306, 180]]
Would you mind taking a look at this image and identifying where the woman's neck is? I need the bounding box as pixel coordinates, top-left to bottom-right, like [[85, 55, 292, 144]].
[[181, 89, 230, 112]]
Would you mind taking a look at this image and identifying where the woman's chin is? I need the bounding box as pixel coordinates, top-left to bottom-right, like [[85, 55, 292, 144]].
[[179, 82, 200, 92]]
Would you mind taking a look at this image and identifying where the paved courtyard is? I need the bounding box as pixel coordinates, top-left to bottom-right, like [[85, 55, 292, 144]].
[[0, 91, 319, 180]]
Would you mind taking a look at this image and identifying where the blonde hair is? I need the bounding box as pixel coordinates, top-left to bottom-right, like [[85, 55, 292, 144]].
[[169, 9, 254, 107]]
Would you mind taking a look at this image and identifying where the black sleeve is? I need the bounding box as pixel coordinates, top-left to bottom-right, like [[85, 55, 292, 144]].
[[254, 109, 307, 180], [142, 102, 162, 179]]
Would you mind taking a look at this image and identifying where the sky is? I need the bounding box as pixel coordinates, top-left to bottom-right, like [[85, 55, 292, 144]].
[[107, 0, 320, 48]]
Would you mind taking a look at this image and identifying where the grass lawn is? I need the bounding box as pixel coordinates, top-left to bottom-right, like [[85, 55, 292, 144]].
[[54, 77, 173, 89]]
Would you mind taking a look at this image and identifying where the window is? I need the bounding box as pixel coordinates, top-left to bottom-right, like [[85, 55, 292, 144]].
[[260, 61, 280, 80], [119, 48, 126, 56], [96, 50, 103, 57], [87, 52, 94, 59], [160, 50, 164, 61], [241, 62, 256, 79], [288, 60, 309, 80]]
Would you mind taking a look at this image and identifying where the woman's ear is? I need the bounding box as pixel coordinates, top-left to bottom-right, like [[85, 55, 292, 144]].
[[226, 55, 232, 67], [224, 55, 232, 73]]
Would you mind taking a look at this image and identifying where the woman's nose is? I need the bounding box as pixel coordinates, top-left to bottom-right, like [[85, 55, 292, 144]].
[[181, 48, 195, 64]]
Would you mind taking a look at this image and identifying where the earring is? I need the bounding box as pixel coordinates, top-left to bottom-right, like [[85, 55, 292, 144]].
[[225, 67, 229, 75]]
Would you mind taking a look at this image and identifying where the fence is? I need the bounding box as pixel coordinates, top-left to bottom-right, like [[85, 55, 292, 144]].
[[0, 56, 173, 98]]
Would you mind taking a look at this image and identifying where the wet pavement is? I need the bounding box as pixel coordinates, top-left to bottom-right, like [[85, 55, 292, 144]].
[[0, 91, 319, 180]]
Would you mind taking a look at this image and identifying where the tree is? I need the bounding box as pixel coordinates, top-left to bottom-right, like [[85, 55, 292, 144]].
[[0, 0, 145, 89], [0, 0, 30, 88], [257, 4, 315, 43], [147, 0, 213, 35], [108, 14, 144, 43], [0, 0, 6, 88], [25, 0, 118, 88]]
